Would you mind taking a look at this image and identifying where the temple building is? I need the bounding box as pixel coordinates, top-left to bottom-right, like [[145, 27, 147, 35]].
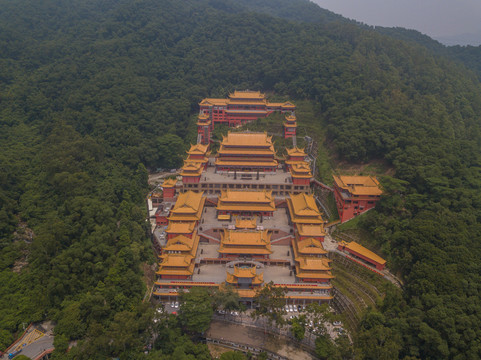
[[186, 144, 210, 165], [165, 221, 196, 240], [294, 257, 334, 283], [297, 223, 325, 242], [197, 113, 212, 145], [333, 175, 383, 222], [215, 132, 278, 172], [219, 229, 272, 259], [338, 241, 386, 270], [217, 190, 276, 217], [156, 254, 195, 280], [162, 231, 200, 258], [161, 178, 177, 200], [198, 91, 295, 137], [283, 114, 297, 138], [167, 191, 205, 224], [235, 217, 257, 230], [180, 144, 210, 183], [285, 147, 307, 163], [226, 264, 264, 288], [285, 147, 312, 186], [180, 160, 204, 184], [292, 235, 327, 258], [287, 193, 324, 226]]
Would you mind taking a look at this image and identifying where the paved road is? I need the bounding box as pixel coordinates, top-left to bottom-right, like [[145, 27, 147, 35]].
[[20, 336, 54, 359], [207, 320, 315, 360], [1, 336, 54, 360]]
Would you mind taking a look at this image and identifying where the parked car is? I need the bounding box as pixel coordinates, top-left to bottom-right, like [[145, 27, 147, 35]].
[[333, 321, 342, 326]]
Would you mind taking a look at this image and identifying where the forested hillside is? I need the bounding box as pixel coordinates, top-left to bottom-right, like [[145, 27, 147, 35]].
[[2, 0, 481, 359]]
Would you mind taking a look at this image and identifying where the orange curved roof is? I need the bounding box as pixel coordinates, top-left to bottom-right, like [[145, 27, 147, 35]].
[[333, 175, 382, 196]]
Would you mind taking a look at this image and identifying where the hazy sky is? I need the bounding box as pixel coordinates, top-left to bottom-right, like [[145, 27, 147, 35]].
[[312, 0, 481, 43]]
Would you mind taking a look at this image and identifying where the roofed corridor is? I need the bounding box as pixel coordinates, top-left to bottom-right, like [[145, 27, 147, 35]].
[[182, 164, 310, 195]]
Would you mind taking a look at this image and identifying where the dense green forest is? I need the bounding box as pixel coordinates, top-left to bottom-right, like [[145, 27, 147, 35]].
[[2, 0, 481, 358]]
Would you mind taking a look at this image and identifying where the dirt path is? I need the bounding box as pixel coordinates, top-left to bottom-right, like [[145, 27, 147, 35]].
[[207, 320, 316, 360]]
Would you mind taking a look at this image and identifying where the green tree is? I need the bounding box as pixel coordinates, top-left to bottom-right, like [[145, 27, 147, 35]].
[[178, 288, 213, 334], [290, 314, 306, 341], [220, 351, 247, 360], [251, 282, 287, 328]]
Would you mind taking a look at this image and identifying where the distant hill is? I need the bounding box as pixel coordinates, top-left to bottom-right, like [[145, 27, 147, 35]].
[[435, 31, 481, 46], [235, 0, 348, 23]]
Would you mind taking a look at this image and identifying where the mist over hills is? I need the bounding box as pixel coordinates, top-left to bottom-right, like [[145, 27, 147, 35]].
[[1, 0, 481, 358]]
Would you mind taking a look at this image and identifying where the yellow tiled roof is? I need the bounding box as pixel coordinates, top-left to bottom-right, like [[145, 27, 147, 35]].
[[162, 231, 199, 253], [184, 156, 209, 164], [165, 221, 196, 234], [170, 191, 205, 215], [226, 266, 264, 285], [229, 90, 265, 99], [235, 218, 257, 229], [333, 175, 383, 196], [215, 159, 278, 167], [221, 229, 271, 246], [287, 194, 323, 223], [267, 102, 285, 107], [219, 246, 272, 255], [155, 281, 219, 288], [217, 191, 276, 212], [342, 241, 386, 265], [273, 283, 332, 290], [158, 254, 194, 268], [285, 114, 297, 121], [221, 132, 273, 147], [289, 163, 312, 178], [199, 98, 229, 106], [218, 145, 275, 155], [180, 161, 204, 177], [297, 224, 325, 237], [219, 190, 274, 204], [196, 121, 212, 127], [267, 102, 296, 108], [187, 143, 209, 155], [294, 238, 327, 255], [283, 122, 298, 128], [287, 294, 333, 300], [236, 289, 257, 298], [297, 257, 332, 271], [162, 178, 177, 188]]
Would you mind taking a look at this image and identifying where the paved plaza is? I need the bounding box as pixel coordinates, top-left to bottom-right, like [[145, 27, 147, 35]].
[[200, 206, 291, 235]]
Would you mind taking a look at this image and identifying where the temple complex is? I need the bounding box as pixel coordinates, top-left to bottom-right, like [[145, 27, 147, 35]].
[[150, 93, 387, 309], [182, 133, 311, 195], [333, 175, 383, 222], [197, 91, 295, 144]]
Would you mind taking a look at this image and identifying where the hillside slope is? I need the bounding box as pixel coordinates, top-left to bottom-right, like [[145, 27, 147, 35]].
[[1, 0, 481, 358]]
